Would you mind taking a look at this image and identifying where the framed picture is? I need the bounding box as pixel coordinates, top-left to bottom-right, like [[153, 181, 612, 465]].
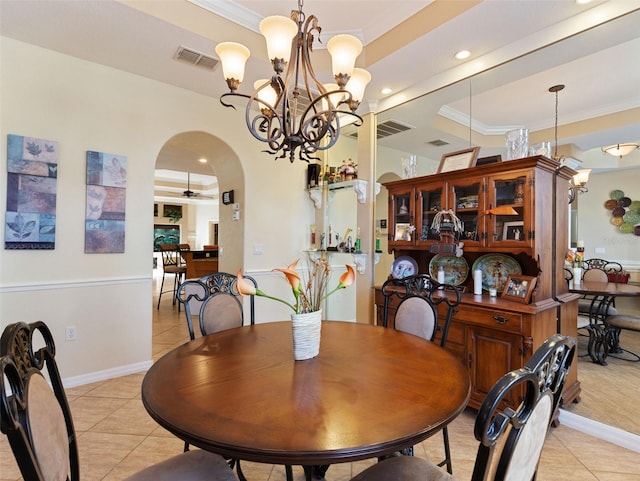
[[437, 147, 480, 173], [503, 221, 524, 241], [394, 223, 413, 241], [476, 154, 502, 166], [502, 275, 537, 303]]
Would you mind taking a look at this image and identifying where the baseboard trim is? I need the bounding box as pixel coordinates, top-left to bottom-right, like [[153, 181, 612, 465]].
[[559, 409, 640, 452], [62, 361, 152, 389]]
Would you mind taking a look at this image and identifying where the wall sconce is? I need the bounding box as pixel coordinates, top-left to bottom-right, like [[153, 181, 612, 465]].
[[601, 143, 639, 158], [568, 169, 590, 204]]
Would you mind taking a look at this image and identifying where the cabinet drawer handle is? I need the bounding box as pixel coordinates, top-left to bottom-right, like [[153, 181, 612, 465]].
[[493, 315, 509, 324]]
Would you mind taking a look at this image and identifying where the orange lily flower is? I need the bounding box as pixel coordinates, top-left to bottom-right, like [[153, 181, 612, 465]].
[[338, 265, 356, 288], [273, 258, 302, 293], [236, 270, 257, 296]]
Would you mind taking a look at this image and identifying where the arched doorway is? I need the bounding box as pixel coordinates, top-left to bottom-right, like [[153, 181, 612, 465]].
[[153, 131, 245, 273]]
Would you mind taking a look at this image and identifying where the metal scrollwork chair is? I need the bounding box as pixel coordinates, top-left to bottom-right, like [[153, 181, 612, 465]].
[[380, 274, 463, 474], [176, 272, 257, 340], [381, 274, 463, 347], [349, 334, 576, 481], [0, 321, 238, 481], [174, 272, 262, 481], [583, 258, 623, 275]]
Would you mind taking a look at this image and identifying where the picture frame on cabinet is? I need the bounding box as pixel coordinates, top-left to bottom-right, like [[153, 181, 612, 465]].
[[502, 274, 537, 303], [437, 146, 480, 173], [503, 221, 524, 241]]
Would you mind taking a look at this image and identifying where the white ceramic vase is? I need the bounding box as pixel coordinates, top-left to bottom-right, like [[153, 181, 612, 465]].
[[573, 267, 582, 285], [291, 309, 322, 361]]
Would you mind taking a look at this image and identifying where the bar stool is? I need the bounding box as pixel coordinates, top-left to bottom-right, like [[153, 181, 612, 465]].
[[157, 243, 187, 309]]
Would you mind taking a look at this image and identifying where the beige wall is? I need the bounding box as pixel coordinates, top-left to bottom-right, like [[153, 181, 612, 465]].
[[0, 37, 329, 382]]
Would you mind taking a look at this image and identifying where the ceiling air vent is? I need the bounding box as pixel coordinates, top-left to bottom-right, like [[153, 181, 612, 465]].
[[428, 139, 450, 147], [377, 119, 414, 139], [175, 46, 218, 70], [346, 119, 414, 140]]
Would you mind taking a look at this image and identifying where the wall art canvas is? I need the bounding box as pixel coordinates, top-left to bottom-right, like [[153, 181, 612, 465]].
[[85, 150, 127, 253], [4, 134, 58, 250]]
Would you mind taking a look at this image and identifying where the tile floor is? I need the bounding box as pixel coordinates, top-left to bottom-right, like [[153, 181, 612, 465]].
[[1, 298, 640, 480]]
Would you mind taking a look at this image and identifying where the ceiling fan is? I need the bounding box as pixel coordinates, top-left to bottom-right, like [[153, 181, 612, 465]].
[[181, 172, 216, 199], [182, 172, 199, 198]]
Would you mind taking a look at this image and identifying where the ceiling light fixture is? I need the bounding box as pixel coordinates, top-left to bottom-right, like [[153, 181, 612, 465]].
[[601, 143, 640, 158], [381, 87, 392, 95], [454, 50, 470, 60], [215, 0, 370, 163]]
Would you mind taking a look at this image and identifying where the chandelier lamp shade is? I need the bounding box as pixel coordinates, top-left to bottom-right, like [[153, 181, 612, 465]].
[[601, 143, 640, 158], [214, 0, 371, 163]]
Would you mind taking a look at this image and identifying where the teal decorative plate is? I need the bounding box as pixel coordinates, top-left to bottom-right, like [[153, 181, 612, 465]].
[[472, 254, 522, 292], [429, 255, 469, 286]]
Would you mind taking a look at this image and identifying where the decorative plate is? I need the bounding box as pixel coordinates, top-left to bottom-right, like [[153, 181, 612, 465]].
[[429, 255, 469, 286], [391, 256, 419, 279], [472, 254, 522, 292]]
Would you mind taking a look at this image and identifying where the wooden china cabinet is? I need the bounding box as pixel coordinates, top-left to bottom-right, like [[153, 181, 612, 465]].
[[377, 156, 580, 410]]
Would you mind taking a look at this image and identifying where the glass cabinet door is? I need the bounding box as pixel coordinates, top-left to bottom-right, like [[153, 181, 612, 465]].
[[388, 187, 415, 247], [486, 172, 531, 247], [450, 179, 483, 246], [417, 185, 444, 245]]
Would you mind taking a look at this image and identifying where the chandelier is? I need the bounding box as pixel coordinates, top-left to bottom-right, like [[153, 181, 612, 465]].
[[214, 0, 371, 163]]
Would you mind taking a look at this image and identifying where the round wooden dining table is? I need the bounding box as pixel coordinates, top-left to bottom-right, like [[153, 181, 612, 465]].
[[141, 321, 471, 467]]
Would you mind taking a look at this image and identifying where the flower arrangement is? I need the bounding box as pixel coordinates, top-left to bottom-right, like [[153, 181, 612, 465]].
[[565, 249, 582, 268], [237, 256, 355, 314]]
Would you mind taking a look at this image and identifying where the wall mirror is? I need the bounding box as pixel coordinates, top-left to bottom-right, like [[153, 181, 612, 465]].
[[374, 10, 640, 438]]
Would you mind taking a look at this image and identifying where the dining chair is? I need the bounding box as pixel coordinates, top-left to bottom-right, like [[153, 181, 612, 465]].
[[0, 321, 238, 481], [578, 268, 618, 324], [381, 274, 463, 347], [380, 274, 462, 474], [349, 334, 576, 481], [174, 272, 263, 481], [156, 243, 187, 310], [583, 258, 623, 276], [176, 272, 258, 340]]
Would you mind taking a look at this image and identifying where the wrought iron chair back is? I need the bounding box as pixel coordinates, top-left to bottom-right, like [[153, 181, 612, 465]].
[[470, 334, 575, 480], [0, 321, 236, 481], [583, 258, 623, 273], [381, 274, 462, 347], [176, 272, 257, 340]]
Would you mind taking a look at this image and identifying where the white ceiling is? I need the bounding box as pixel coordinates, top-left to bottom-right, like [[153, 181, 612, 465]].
[[1, 0, 639, 185]]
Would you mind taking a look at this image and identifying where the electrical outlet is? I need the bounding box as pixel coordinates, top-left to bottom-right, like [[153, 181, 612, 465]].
[[65, 326, 77, 341]]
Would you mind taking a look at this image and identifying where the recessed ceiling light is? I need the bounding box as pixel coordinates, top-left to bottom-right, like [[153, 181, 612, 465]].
[[454, 50, 471, 60], [198, 158, 208, 163], [381, 87, 392, 95], [575, 0, 593, 4]]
